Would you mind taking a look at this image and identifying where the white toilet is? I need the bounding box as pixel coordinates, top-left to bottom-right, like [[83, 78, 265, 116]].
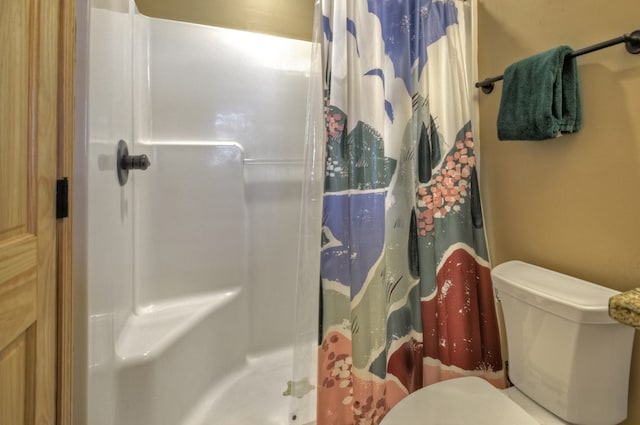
[[381, 261, 636, 425]]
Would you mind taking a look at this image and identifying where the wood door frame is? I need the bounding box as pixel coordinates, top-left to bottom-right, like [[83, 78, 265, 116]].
[[57, 0, 75, 423], [0, 0, 74, 422]]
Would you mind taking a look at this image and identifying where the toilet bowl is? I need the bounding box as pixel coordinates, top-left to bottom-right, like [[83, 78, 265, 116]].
[[380, 376, 540, 425], [380, 261, 635, 425]]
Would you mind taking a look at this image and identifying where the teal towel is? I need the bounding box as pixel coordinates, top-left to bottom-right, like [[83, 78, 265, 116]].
[[497, 46, 582, 141]]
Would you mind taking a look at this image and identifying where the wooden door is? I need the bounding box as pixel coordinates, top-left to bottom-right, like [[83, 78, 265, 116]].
[[0, 0, 61, 424]]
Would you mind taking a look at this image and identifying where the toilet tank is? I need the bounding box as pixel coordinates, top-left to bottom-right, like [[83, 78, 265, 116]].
[[491, 261, 635, 425]]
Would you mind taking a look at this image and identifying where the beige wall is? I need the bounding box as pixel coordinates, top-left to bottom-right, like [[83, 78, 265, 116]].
[[477, 0, 640, 423], [134, 0, 315, 41]]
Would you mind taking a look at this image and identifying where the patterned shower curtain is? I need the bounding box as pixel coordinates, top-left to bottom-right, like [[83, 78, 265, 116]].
[[317, 1, 506, 424]]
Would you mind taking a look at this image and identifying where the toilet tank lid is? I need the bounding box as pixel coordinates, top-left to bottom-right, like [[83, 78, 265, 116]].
[[491, 261, 620, 324]]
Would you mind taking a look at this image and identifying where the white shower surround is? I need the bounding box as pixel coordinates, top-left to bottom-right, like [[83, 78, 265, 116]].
[[81, 2, 314, 424]]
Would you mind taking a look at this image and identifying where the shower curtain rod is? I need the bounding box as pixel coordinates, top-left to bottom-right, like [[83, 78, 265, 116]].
[[475, 29, 640, 94]]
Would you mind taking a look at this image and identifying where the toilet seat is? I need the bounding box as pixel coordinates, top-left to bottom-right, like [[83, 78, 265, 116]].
[[380, 377, 539, 425]]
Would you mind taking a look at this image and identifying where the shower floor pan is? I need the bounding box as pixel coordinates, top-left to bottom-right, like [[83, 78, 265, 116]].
[[113, 290, 313, 425], [182, 347, 305, 425]]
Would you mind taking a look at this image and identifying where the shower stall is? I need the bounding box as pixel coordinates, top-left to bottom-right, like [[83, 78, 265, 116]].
[[75, 1, 320, 424]]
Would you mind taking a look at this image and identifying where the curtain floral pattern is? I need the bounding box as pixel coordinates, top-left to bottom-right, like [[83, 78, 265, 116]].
[[318, 1, 506, 424]]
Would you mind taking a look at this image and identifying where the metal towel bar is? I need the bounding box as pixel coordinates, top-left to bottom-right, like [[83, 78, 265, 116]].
[[475, 29, 640, 94]]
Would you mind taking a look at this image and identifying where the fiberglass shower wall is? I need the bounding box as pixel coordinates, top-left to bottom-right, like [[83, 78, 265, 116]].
[[133, 9, 311, 352], [83, 1, 311, 424]]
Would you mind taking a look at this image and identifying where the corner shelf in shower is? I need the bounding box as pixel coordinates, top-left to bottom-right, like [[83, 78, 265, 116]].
[[115, 288, 242, 365]]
